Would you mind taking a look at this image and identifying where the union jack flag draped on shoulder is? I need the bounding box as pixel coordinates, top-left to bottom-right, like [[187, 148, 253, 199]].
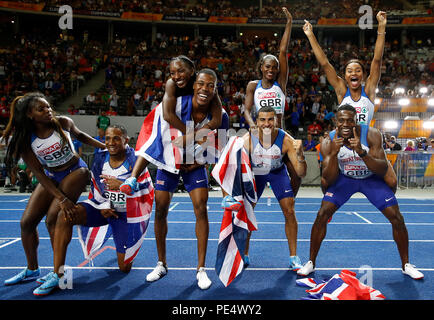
[[77, 147, 154, 265], [211, 136, 257, 287], [134, 95, 229, 174]]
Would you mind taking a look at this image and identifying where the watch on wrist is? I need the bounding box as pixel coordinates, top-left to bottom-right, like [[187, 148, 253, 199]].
[[358, 149, 367, 157]]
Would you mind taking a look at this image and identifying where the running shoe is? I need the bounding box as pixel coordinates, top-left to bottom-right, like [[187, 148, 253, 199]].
[[289, 256, 303, 271], [243, 255, 250, 268], [4, 268, 40, 286], [119, 177, 137, 195], [297, 260, 315, 276], [221, 195, 242, 211], [196, 267, 212, 290], [33, 272, 59, 296], [402, 263, 424, 280], [36, 271, 55, 284], [146, 261, 168, 282]]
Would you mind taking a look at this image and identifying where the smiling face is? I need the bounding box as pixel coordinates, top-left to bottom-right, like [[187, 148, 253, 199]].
[[256, 111, 276, 136], [27, 97, 54, 124], [170, 59, 195, 89], [336, 109, 357, 139], [344, 62, 364, 90], [105, 127, 128, 157], [260, 56, 279, 81], [193, 72, 216, 106]]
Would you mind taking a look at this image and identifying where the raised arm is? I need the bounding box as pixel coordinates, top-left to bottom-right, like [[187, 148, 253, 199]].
[[303, 20, 347, 100], [277, 7, 292, 90], [365, 11, 387, 101]]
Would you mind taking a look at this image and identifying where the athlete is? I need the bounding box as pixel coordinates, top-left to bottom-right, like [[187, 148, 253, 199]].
[[243, 6, 302, 202], [2, 92, 105, 290], [242, 106, 307, 270], [297, 105, 424, 280], [32, 125, 152, 296], [142, 69, 228, 290], [303, 11, 397, 193]]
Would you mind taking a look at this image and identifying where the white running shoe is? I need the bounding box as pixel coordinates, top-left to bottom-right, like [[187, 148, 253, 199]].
[[196, 267, 212, 290], [402, 263, 424, 280], [297, 260, 315, 276], [146, 261, 167, 282]]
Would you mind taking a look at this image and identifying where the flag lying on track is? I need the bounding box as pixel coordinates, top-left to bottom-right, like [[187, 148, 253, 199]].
[[77, 148, 154, 265], [296, 269, 386, 300], [211, 136, 257, 287]]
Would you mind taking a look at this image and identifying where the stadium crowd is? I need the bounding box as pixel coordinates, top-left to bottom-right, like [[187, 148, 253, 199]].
[[14, 0, 434, 18]]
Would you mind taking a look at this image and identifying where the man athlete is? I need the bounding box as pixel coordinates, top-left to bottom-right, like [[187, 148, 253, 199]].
[[234, 106, 307, 269], [297, 104, 423, 280], [141, 69, 229, 290]]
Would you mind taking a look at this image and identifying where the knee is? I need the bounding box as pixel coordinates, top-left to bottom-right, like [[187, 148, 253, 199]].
[[193, 202, 208, 219], [388, 211, 405, 228], [315, 208, 333, 225], [45, 213, 58, 231], [119, 263, 132, 274], [20, 215, 38, 233], [154, 205, 169, 221], [283, 207, 296, 221]]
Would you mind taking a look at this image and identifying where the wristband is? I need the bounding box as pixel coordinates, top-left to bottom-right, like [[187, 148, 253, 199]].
[[358, 149, 368, 157], [377, 32, 386, 35], [60, 197, 68, 204]]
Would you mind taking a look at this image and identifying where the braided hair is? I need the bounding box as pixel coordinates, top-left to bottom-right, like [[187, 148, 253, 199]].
[[2, 92, 68, 167]]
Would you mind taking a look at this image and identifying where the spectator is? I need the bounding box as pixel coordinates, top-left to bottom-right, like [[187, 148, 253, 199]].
[[427, 139, 434, 152], [97, 111, 110, 130], [404, 140, 416, 151], [303, 133, 317, 151], [386, 136, 402, 151], [307, 119, 323, 137]]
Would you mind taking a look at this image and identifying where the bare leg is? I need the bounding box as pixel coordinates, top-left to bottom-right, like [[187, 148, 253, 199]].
[[309, 201, 338, 266], [188, 187, 209, 269], [279, 197, 297, 256], [381, 205, 409, 269], [153, 190, 172, 266]]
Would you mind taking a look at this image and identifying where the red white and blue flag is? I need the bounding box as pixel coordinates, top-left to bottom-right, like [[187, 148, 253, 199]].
[[135, 95, 229, 173], [211, 136, 257, 287], [77, 147, 154, 265], [296, 269, 386, 300], [135, 96, 191, 174]]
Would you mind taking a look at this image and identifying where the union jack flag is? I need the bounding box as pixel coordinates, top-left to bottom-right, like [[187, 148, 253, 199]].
[[211, 136, 257, 287], [296, 270, 386, 300], [135, 95, 229, 173]]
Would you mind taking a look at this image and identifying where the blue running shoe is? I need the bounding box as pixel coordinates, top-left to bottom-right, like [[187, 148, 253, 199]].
[[36, 271, 55, 285], [33, 272, 59, 296], [221, 195, 242, 211], [243, 255, 250, 268], [289, 256, 303, 271], [4, 268, 40, 286], [120, 177, 137, 196]]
